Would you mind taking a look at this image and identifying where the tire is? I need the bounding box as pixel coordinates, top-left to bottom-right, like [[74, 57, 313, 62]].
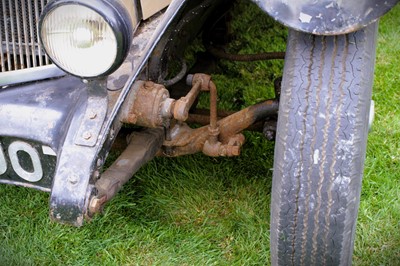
[[270, 23, 378, 266]]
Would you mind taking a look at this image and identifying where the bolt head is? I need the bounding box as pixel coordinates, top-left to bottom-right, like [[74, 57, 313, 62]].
[[68, 174, 79, 184], [88, 111, 97, 119], [83, 131, 92, 140]]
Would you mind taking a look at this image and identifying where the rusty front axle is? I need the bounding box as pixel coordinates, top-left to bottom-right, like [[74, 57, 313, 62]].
[[89, 73, 279, 216], [118, 73, 279, 157]]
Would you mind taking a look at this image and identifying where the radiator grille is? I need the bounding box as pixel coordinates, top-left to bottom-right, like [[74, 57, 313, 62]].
[[0, 0, 50, 73]]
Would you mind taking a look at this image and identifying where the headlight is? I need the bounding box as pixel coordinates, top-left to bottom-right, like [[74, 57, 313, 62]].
[[40, 0, 137, 78]]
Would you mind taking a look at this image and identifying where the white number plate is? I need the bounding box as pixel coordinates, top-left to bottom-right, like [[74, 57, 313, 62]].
[[0, 138, 57, 190]]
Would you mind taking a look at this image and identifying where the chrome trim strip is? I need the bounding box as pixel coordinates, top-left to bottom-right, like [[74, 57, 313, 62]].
[[0, 64, 66, 87]]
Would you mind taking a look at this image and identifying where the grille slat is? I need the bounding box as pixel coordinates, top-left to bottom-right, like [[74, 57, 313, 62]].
[[41, 0, 49, 65], [28, 1, 36, 67], [2, 0, 12, 71], [15, 1, 25, 69], [35, 0, 45, 66], [34, 0, 43, 66], [1, 0, 50, 73], [21, 0, 31, 68], [9, 0, 18, 69], [0, 9, 4, 71]]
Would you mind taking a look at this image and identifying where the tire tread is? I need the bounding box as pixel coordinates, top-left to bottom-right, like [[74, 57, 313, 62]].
[[271, 23, 378, 266]]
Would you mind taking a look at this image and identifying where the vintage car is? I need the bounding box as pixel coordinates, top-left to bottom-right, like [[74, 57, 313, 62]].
[[0, 0, 398, 265]]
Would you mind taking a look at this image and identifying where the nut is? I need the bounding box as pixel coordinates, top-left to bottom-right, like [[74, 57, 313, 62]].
[[88, 195, 107, 215]]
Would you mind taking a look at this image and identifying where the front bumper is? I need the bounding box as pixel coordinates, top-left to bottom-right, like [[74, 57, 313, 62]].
[[0, 76, 86, 191], [0, 76, 105, 226]]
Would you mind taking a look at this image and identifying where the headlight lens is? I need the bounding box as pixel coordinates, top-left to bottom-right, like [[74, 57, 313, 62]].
[[40, 2, 134, 78]]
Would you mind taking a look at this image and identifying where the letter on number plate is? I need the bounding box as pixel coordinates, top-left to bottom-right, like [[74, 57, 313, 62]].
[[8, 141, 44, 182]]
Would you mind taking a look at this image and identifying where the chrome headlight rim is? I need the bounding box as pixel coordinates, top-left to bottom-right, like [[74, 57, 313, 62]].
[[39, 0, 134, 79]]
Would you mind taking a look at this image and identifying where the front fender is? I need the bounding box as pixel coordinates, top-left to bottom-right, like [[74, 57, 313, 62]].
[[253, 0, 399, 35]]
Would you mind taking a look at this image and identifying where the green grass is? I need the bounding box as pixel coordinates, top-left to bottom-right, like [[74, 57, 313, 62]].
[[0, 1, 399, 265], [353, 5, 400, 264]]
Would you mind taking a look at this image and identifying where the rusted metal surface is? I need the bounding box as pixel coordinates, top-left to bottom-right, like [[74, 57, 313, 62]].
[[187, 110, 266, 132], [218, 99, 278, 143], [173, 77, 202, 121], [187, 112, 227, 125], [202, 133, 244, 156], [120, 81, 170, 127], [117, 73, 278, 159], [120, 74, 220, 128], [163, 99, 279, 157], [88, 128, 164, 216], [207, 77, 218, 137]]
